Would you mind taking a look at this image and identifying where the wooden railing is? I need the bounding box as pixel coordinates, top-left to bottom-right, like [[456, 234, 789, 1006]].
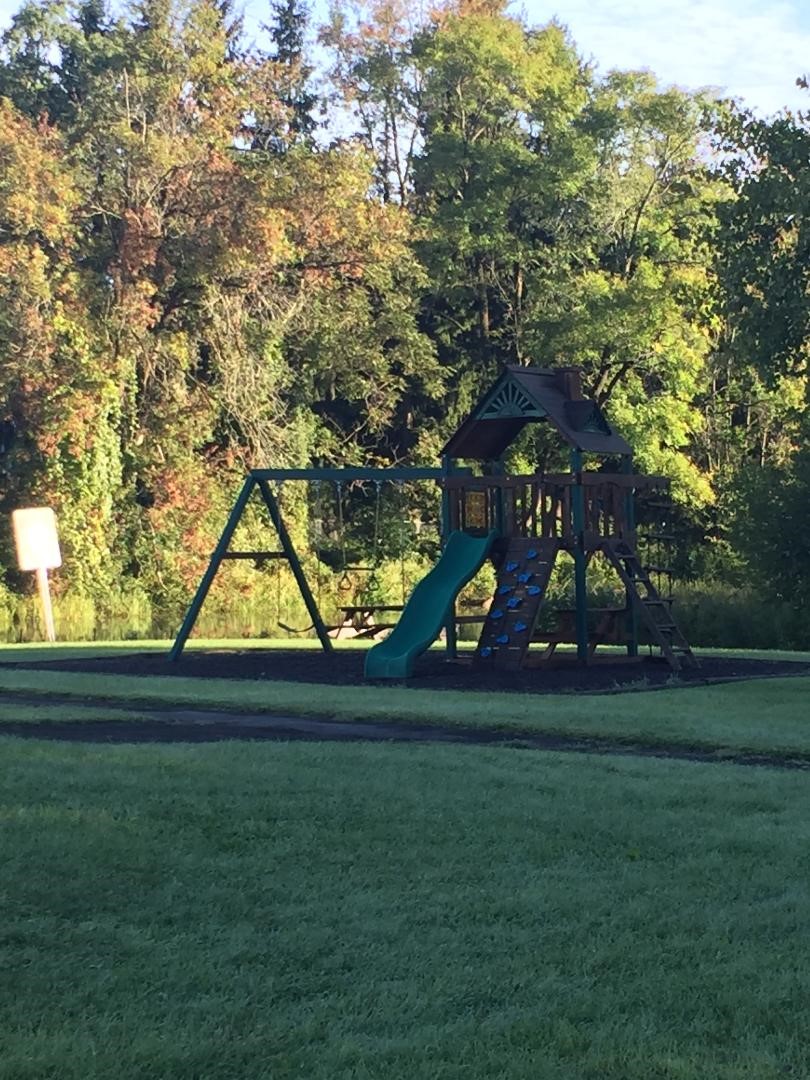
[[443, 472, 668, 542]]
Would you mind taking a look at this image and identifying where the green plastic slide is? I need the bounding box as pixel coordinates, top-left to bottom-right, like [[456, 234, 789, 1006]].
[[364, 529, 497, 680]]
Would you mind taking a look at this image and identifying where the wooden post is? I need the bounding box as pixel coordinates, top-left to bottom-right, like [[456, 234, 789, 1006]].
[[35, 567, 56, 642], [571, 449, 589, 664], [622, 454, 639, 657]]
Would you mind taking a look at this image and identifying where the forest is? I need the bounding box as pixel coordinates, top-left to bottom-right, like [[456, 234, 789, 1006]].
[[0, 0, 807, 645]]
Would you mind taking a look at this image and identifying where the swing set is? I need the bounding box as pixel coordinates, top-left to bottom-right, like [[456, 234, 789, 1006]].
[[277, 476, 422, 638], [168, 466, 452, 660], [171, 365, 696, 678]]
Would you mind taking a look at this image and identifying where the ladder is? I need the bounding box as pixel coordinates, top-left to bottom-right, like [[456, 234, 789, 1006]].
[[601, 537, 697, 671], [475, 538, 561, 670]]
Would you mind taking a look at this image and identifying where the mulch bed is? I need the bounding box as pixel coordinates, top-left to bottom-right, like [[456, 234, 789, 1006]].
[[13, 648, 810, 695], [1, 707, 809, 771]]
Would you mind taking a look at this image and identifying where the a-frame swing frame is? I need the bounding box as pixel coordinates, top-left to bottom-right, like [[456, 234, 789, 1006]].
[[169, 466, 445, 661]]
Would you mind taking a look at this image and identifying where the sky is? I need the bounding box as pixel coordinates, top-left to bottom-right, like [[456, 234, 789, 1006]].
[[519, 0, 810, 116], [0, 0, 807, 117]]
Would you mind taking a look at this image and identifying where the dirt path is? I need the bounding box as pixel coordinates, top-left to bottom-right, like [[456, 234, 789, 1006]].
[[2, 694, 809, 773]]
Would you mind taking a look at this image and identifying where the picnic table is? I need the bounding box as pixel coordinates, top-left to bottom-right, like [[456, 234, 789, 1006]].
[[333, 604, 404, 639]]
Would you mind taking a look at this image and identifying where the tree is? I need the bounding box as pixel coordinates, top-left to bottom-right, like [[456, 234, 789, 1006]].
[[731, 430, 810, 613], [0, 98, 125, 600], [528, 73, 727, 499], [252, 0, 318, 152], [406, 4, 723, 500], [320, 0, 425, 204], [0, 0, 439, 621], [410, 8, 592, 445], [717, 100, 810, 387]]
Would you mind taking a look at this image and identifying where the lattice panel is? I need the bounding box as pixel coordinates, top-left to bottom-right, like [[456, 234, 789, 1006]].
[[581, 406, 612, 435], [480, 381, 544, 420]]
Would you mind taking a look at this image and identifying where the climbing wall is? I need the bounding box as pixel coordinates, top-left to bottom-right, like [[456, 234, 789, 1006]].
[[474, 538, 561, 671]]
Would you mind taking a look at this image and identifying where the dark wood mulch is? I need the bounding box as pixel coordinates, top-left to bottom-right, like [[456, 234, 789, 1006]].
[[12, 647, 810, 695], [3, 699, 810, 771]]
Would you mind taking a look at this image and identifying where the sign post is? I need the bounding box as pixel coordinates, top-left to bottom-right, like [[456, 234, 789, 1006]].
[[12, 508, 62, 642]]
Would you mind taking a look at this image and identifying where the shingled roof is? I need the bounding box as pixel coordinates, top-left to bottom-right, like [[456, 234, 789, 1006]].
[[441, 366, 632, 460]]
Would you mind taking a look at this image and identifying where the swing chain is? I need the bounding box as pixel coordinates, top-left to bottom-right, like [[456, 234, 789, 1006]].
[[371, 479, 383, 568], [335, 481, 353, 593]]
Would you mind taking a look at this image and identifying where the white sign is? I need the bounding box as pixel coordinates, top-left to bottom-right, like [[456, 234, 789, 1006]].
[[12, 507, 62, 572]]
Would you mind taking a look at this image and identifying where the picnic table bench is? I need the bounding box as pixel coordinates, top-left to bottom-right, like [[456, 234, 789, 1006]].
[[333, 603, 639, 656], [333, 605, 404, 639]]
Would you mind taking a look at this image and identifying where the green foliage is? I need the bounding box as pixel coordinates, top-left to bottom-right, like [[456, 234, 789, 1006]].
[[674, 580, 808, 652], [717, 100, 810, 384], [257, 0, 318, 151], [0, 0, 807, 636], [728, 442, 810, 615], [0, 0, 441, 631]]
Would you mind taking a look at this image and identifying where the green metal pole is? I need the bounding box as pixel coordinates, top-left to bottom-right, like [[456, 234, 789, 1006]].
[[256, 478, 334, 655], [169, 475, 256, 661], [571, 448, 589, 664], [441, 454, 458, 658], [623, 454, 639, 657]]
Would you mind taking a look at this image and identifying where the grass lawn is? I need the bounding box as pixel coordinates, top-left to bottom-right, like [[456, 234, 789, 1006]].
[[2, 737, 810, 1079], [0, 700, 152, 724], [0, 640, 808, 757], [0, 638, 377, 664], [1, 638, 808, 664]]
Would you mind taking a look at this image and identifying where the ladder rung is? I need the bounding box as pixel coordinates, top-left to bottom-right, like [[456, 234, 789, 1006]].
[[221, 551, 286, 560]]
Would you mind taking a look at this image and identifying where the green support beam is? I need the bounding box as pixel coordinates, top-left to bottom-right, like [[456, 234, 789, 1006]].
[[170, 466, 455, 662], [255, 479, 333, 655], [169, 475, 258, 661], [250, 467, 444, 483]]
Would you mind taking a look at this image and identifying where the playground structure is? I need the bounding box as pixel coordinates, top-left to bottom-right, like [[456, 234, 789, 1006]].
[[171, 365, 696, 679]]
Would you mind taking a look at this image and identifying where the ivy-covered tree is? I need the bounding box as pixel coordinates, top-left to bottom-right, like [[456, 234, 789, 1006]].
[[0, 98, 123, 601], [0, 0, 438, 623]]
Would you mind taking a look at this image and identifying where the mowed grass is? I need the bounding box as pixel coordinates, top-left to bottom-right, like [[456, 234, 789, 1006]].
[[0, 638, 376, 664], [1, 638, 808, 664], [2, 737, 810, 1079], [0, 659, 809, 757], [0, 700, 151, 724]]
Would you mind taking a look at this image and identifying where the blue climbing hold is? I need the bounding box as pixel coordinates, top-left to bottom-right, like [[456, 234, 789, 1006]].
[[527, 585, 542, 596], [527, 548, 538, 559], [514, 621, 528, 633], [480, 646, 493, 658], [496, 633, 509, 645], [491, 609, 504, 620], [497, 584, 513, 596], [505, 560, 519, 572], [506, 596, 522, 609], [518, 571, 534, 584]]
